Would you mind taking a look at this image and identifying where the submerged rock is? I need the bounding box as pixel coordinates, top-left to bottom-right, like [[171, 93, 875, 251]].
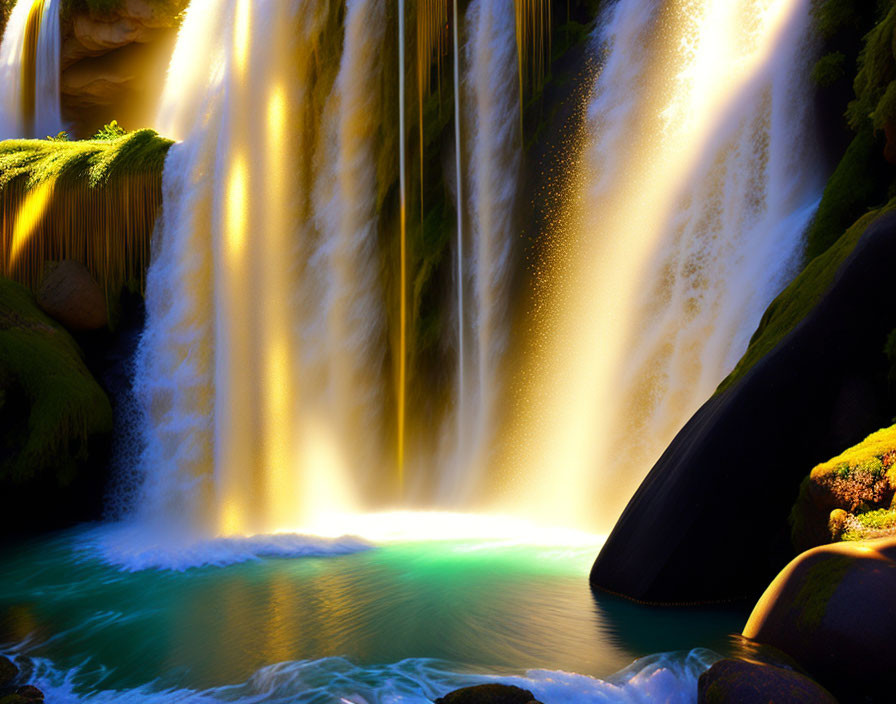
[[590, 210, 896, 603], [743, 538, 896, 702], [37, 260, 107, 331], [698, 659, 837, 704], [434, 684, 542, 704]]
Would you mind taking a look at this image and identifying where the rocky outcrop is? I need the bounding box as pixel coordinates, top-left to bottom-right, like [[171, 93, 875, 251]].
[[0, 656, 44, 703], [59, 0, 187, 137], [590, 210, 896, 603], [0, 276, 112, 535], [37, 260, 107, 331], [434, 685, 542, 704], [791, 424, 896, 551], [697, 659, 837, 704], [743, 538, 896, 702]]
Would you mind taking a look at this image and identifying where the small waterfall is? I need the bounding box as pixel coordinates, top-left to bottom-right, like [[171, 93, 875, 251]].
[[450, 0, 521, 492], [506, 0, 824, 531], [0, 0, 62, 139]]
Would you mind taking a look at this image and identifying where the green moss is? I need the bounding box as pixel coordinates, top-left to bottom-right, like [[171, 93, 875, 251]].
[[813, 51, 848, 87], [719, 202, 896, 393], [0, 128, 172, 191], [794, 554, 852, 631], [0, 277, 112, 488], [803, 127, 890, 262], [847, 5, 896, 131]]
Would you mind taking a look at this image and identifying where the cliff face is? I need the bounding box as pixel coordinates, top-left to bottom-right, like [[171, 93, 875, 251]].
[[58, 0, 187, 137]]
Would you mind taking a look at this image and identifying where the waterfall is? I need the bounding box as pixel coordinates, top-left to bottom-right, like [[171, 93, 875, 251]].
[[505, 0, 824, 531], [135, 0, 387, 539], [0, 0, 62, 139], [449, 0, 522, 494], [452, 0, 466, 464]]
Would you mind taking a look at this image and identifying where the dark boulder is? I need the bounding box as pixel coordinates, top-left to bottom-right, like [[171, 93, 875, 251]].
[[591, 211, 896, 603], [37, 260, 107, 331], [698, 659, 837, 704], [743, 538, 896, 702], [0, 657, 17, 688], [434, 684, 541, 704]]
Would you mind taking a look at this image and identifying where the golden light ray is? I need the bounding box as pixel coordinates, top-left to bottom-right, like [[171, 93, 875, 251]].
[[8, 179, 54, 273]]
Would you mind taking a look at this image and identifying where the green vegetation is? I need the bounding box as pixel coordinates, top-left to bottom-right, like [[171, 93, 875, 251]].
[[803, 127, 890, 261], [792, 424, 896, 548], [812, 51, 847, 88], [0, 276, 111, 488], [794, 554, 852, 631], [722, 4, 896, 391], [719, 201, 896, 393], [0, 127, 172, 293], [0, 127, 172, 190]]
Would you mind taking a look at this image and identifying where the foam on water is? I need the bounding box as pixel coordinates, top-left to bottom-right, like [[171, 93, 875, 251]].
[[76, 511, 604, 572], [79, 524, 372, 572], [5, 650, 719, 704]]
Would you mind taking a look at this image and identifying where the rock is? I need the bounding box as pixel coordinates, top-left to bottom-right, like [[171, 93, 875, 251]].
[[0, 276, 113, 536], [37, 260, 107, 331], [590, 211, 896, 603], [434, 684, 542, 704], [697, 659, 837, 704], [743, 538, 896, 702], [59, 0, 187, 136], [13, 687, 42, 701], [0, 696, 30, 704], [0, 656, 17, 688]]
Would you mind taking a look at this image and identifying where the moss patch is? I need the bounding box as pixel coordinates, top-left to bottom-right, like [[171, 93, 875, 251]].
[[794, 554, 852, 632], [0, 127, 172, 190], [0, 276, 112, 489], [792, 424, 896, 547], [719, 202, 896, 393]]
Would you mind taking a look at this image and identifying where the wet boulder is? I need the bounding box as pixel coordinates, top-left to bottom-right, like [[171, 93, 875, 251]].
[[590, 210, 896, 603], [743, 538, 896, 702], [697, 659, 837, 704], [434, 684, 542, 704], [37, 260, 107, 331]]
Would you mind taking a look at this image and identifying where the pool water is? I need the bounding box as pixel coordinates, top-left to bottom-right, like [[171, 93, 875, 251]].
[[0, 526, 747, 702]]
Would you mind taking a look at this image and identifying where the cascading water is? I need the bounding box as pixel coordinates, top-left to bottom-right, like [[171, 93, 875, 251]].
[[134, 0, 386, 540], [0, 0, 62, 139], [127, 0, 825, 546], [451, 0, 522, 489], [504, 0, 824, 531]]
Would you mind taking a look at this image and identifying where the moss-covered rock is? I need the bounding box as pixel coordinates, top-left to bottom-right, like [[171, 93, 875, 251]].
[[720, 200, 896, 393], [743, 538, 896, 703], [0, 276, 112, 533], [591, 209, 896, 603], [792, 424, 896, 549]]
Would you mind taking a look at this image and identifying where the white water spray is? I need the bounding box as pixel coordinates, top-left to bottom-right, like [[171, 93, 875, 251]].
[[450, 0, 522, 492], [507, 0, 824, 530], [0, 0, 62, 139], [135, 0, 391, 539]]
